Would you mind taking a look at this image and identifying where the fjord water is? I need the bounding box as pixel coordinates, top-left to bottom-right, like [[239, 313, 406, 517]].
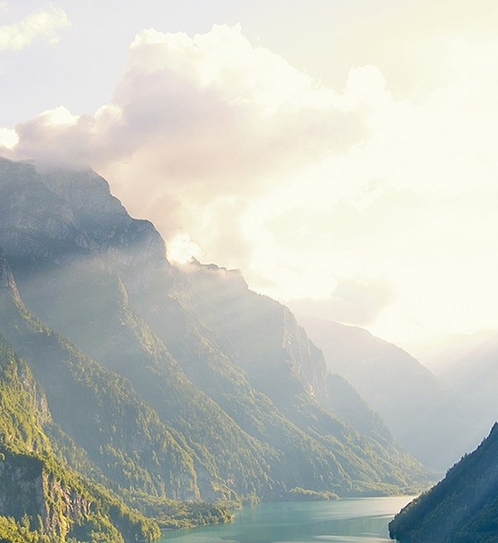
[[160, 496, 414, 543]]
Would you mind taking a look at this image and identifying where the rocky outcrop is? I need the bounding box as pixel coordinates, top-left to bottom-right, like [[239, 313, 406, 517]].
[[177, 260, 391, 444], [0, 328, 161, 542], [0, 451, 91, 537], [0, 157, 166, 272]]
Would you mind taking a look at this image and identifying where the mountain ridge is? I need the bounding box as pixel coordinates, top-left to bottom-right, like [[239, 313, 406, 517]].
[[300, 315, 485, 471], [0, 327, 161, 542]]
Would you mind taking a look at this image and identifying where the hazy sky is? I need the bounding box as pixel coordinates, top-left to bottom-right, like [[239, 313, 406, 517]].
[[1, 0, 498, 358]]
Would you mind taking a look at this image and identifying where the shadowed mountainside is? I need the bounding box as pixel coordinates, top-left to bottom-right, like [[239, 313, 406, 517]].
[[389, 423, 498, 543]]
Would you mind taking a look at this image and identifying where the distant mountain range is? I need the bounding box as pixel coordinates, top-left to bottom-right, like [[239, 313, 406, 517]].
[[389, 423, 498, 543], [439, 332, 498, 433], [0, 157, 430, 541], [299, 316, 488, 471]]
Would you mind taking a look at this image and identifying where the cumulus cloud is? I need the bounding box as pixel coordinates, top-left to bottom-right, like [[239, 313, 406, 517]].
[[3, 20, 498, 350], [0, 5, 70, 53], [9, 24, 364, 265], [14, 25, 362, 173], [0, 127, 18, 150]]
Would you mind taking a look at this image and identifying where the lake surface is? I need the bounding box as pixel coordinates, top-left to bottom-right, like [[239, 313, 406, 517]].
[[159, 496, 414, 543]]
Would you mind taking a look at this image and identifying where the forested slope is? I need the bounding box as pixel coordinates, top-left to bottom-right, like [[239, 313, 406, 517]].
[[0, 332, 160, 543], [390, 423, 498, 543]]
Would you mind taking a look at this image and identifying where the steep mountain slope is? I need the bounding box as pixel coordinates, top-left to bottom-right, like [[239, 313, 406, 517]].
[[0, 157, 429, 506], [0, 331, 160, 543], [0, 248, 202, 502], [172, 261, 427, 490], [300, 316, 483, 471], [0, 159, 282, 500], [177, 264, 389, 441], [389, 423, 498, 543]]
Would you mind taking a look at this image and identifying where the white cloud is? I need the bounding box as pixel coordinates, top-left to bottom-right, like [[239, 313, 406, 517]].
[[0, 5, 70, 53], [3, 20, 498, 353], [289, 279, 394, 327], [0, 127, 18, 149], [10, 23, 364, 248], [167, 233, 203, 264]]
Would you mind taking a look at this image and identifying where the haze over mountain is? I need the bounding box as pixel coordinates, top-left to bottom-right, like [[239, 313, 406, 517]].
[[0, 157, 430, 541], [1, 3, 498, 541], [296, 314, 498, 538], [297, 316, 485, 471], [437, 333, 498, 437]]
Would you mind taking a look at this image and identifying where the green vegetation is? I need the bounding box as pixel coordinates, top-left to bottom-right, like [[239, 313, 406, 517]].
[[168, 261, 431, 495], [277, 487, 339, 501], [0, 334, 160, 543], [389, 424, 498, 543], [0, 516, 58, 543], [125, 493, 235, 529]]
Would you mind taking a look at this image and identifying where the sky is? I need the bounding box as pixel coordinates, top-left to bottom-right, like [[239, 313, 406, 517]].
[[1, 0, 498, 361]]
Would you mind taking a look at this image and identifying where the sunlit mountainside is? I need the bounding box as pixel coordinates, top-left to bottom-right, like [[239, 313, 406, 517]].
[[0, 157, 432, 541]]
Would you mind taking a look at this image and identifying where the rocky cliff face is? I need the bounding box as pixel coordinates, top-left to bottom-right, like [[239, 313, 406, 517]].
[[176, 261, 391, 444], [0, 452, 92, 537], [0, 454, 47, 522], [0, 158, 167, 282]]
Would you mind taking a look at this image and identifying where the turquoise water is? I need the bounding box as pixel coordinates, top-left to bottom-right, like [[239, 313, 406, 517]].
[[159, 496, 414, 543]]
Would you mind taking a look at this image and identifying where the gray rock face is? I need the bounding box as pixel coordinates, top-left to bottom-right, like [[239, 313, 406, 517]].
[[0, 454, 47, 522], [0, 157, 166, 269], [0, 451, 94, 538], [179, 261, 391, 444]]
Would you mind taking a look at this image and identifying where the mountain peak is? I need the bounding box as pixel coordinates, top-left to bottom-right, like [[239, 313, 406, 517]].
[[0, 159, 167, 270]]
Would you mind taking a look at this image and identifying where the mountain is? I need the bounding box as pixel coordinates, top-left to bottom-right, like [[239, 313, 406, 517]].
[[0, 330, 160, 543], [0, 247, 200, 501], [0, 156, 430, 539], [175, 262, 396, 443], [438, 332, 498, 435], [299, 316, 483, 471], [389, 423, 498, 543]]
